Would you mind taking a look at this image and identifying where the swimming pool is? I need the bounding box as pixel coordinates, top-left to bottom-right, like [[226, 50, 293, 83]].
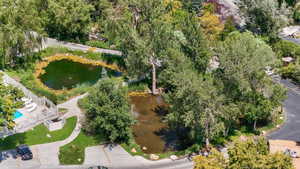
[[14, 111, 23, 120]]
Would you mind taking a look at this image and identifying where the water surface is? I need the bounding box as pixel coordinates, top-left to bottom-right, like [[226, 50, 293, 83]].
[[131, 95, 171, 154], [39, 59, 120, 90]]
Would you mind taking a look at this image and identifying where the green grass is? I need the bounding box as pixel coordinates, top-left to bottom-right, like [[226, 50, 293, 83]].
[[0, 116, 77, 151], [59, 131, 106, 165]]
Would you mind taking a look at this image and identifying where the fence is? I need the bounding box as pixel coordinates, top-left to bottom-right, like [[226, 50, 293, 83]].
[[0, 72, 59, 138]]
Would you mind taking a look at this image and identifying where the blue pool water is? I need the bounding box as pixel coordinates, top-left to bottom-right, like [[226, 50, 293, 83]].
[[14, 111, 23, 120]]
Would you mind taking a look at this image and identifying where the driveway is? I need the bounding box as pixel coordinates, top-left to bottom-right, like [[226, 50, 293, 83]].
[[268, 77, 300, 141]]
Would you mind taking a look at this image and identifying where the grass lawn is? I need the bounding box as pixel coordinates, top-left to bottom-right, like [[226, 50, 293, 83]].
[[59, 131, 106, 165], [0, 116, 77, 151]]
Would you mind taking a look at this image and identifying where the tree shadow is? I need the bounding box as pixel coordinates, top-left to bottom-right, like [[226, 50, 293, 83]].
[[0, 132, 27, 151]]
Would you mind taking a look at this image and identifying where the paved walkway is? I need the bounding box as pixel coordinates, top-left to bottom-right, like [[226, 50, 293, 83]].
[[42, 37, 122, 56], [29, 94, 87, 167]]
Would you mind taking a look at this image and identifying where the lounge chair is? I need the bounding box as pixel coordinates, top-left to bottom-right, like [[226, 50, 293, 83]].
[[21, 97, 30, 102], [25, 103, 36, 109], [26, 103, 37, 113], [25, 99, 33, 105]]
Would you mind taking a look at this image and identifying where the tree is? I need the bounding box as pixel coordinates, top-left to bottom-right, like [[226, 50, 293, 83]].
[[199, 3, 224, 40], [44, 0, 94, 40], [220, 16, 237, 40], [217, 32, 282, 129], [104, 0, 180, 95], [163, 63, 225, 146], [193, 137, 294, 169], [193, 149, 227, 169], [0, 74, 24, 129], [238, 0, 291, 39], [218, 31, 275, 91], [228, 137, 293, 169], [81, 79, 135, 143], [177, 12, 211, 72], [0, 0, 43, 68]]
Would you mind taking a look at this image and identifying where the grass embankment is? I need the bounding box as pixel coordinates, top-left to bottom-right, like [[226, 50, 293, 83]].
[[59, 131, 106, 165], [6, 47, 124, 104], [0, 116, 77, 151]]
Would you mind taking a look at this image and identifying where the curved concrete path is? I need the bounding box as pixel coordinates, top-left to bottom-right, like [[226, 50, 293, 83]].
[[30, 94, 87, 167]]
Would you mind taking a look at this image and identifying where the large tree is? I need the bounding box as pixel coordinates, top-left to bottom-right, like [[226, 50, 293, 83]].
[[218, 31, 275, 91], [0, 74, 24, 129], [193, 137, 294, 169], [0, 0, 43, 68], [104, 0, 180, 94], [177, 12, 211, 72], [217, 31, 286, 129], [81, 79, 135, 143], [163, 57, 225, 146], [44, 0, 94, 41], [238, 0, 291, 39]]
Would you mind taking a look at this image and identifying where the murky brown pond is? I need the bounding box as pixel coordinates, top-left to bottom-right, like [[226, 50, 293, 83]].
[[130, 94, 170, 154]]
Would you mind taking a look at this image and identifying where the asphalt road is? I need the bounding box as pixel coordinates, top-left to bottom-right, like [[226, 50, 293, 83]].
[[268, 77, 300, 141], [281, 37, 300, 45]]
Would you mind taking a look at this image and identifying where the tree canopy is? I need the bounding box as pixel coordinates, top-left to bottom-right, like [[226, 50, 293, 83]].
[[193, 137, 294, 169], [0, 74, 24, 129], [80, 79, 135, 143], [0, 0, 43, 68]]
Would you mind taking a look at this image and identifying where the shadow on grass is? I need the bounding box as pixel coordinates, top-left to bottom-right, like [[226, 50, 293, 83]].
[[0, 133, 27, 151]]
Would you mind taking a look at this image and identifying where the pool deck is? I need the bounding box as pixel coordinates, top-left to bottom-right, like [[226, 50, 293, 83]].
[[1, 72, 59, 136]]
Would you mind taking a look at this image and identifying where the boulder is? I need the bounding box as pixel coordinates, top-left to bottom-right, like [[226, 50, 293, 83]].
[[142, 146, 147, 151], [150, 154, 159, 160], [170, 155, 178, 161], [131, 148, 137, 153]]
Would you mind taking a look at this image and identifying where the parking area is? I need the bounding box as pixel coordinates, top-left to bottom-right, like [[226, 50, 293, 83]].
[[269, 140, 300, 169], [0, 146, 40, 169]]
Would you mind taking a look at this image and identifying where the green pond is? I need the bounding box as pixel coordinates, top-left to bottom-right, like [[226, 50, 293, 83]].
[[39, 59, 121, 90]]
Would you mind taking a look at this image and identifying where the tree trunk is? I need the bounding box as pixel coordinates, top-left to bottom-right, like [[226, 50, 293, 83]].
[[205, 138, 210, 148], [253, 120, 257, 130], [151, 58, 158, 95]]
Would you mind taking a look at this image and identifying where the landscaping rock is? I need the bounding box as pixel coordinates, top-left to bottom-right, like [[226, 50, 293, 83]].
[[131, 148, 137, 153], [46, 134, 51, 138], [170, 155, 178, 161], [150, 154, 159, 160], [142, 146, 147, 151]]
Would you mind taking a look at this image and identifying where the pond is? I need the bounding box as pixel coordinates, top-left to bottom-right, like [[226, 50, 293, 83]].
[[131, 94, 177, 154], [39, 59, 121, 90]]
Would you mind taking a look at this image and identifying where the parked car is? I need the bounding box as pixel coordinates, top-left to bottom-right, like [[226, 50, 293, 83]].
[[0, 152, 3, 163], [87, 166, 108, 169], [16, 145, 33, 160]]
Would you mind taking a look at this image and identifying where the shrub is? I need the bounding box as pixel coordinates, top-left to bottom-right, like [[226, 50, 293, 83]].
[[272, 40, 300, 58], [85, 40, 110, 49], [128, 83, 149, 92]]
